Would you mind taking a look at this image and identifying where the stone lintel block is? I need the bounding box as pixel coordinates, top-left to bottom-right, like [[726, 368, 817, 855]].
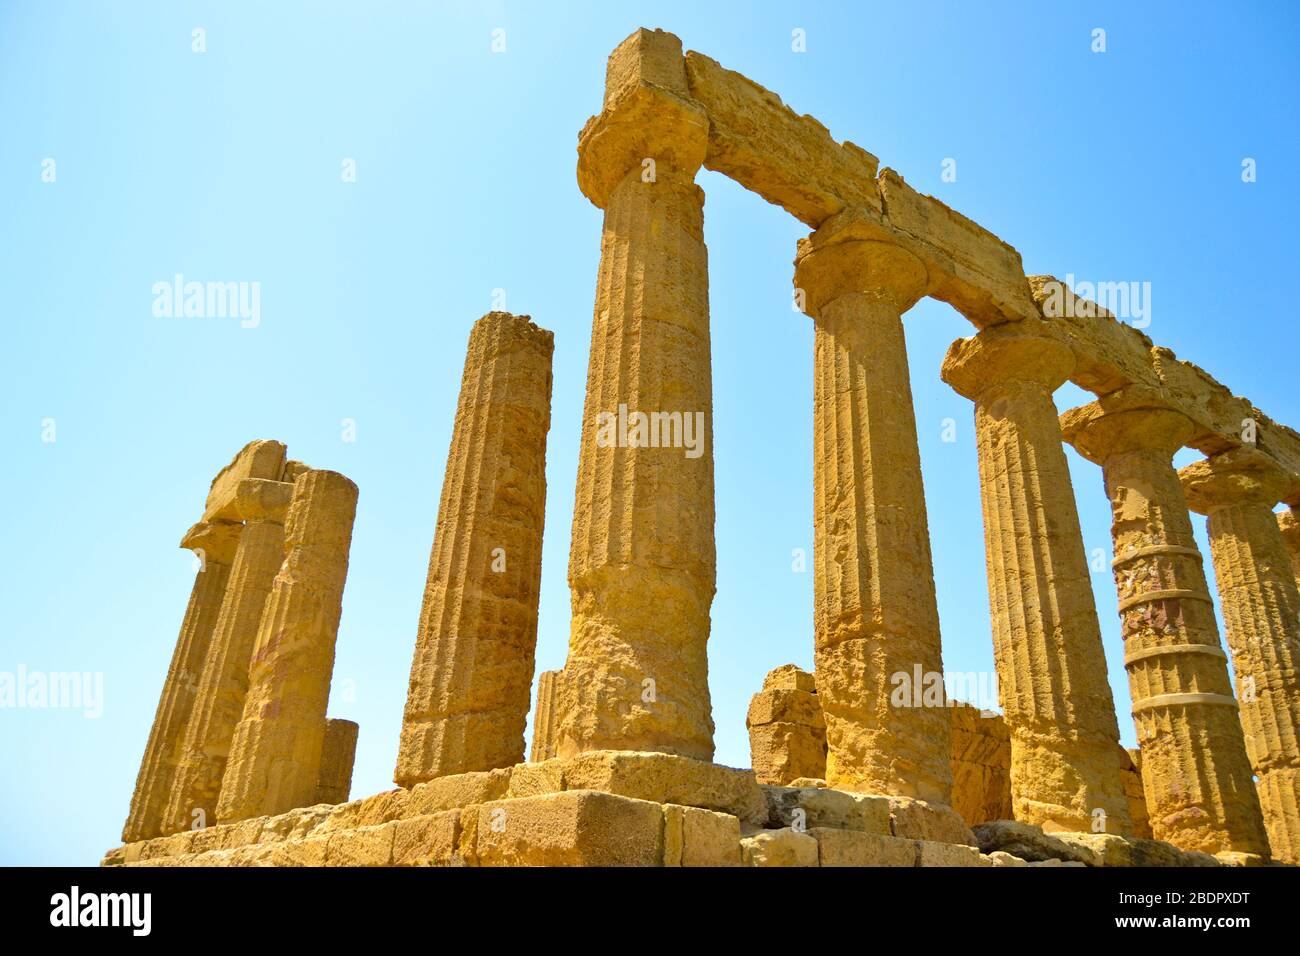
[[746, 687, 824, 728], [763, 786, 891, 834], [917, 841, 983, 867], [208, 477, 294, 524], [760, 664, 817, 693], [405, 767, 513, 816], [888, 796, 975, 846], [663, 804, 741, 867], [741, 828, 819, 867], [811, 828, 917, 867], [202, 440, 288, 522], [475, 791, 664, 867], [683, 50, 880, 227], [392, 811, 463, 866], [325, 823, 396, 867], [561, 751, 767, 826]]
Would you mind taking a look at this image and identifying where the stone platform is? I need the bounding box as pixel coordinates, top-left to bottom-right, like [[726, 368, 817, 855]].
[[101, 751, 1260, 867]]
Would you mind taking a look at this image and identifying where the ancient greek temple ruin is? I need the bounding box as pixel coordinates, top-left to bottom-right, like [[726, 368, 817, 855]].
[[107, 28, 1299, 868]]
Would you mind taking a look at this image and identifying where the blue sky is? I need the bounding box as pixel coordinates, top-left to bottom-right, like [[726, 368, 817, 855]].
[[1, 1, 1295, 865]]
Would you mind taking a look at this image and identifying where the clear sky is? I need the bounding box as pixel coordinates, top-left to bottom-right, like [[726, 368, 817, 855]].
[[1, 1, 1295, 865]]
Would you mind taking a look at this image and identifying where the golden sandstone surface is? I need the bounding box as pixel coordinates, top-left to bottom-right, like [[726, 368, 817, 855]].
[[110, 27, 1299, 867]]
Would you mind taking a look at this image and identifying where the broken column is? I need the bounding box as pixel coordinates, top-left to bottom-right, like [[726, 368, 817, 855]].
[[554, 29, 717, 760], [1181, 447, 1300, 864], [746, 665, 826, 786], [215, 469, 359, 822], [942, 326, 1131, 834], [394, 312, 554, 785], [314, 718, 360, 805], [121, 519, 240, 843], [162, 477, 294, 833], [1061, 389, 1270, 856], [793, 225, 953, 805]]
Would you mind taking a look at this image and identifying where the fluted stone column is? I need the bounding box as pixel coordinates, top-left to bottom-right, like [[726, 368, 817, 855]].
[[554, 29, 717, 760], [1279, 509, 1300, 592], [793, 230, 953, 804], [162, 478, 293, 833], [121, 520, 240, 842], [394, 312, 554, 785], [216, 469, 358, 822], [530, 670, 562, 762], [1181, 448, 1300, 864], [942, 327, 1131, 833], [314, 718, 359, 805], [1062, 390, 1269, 856]]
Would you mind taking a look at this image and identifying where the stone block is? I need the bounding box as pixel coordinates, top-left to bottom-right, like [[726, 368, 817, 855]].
[[325, 823, 396, 867], [475, 790, 663, 867], [764, 786, 891, 834], [811, 828, 917, 867], [405, 768, 513, 816], [562, 751, 766, 825], [917, 840, 982, 867], [741, 829, 819, 867], [888, 796, 975, 845], [663, 805, 741, 867], [392, 811, 462, 866]]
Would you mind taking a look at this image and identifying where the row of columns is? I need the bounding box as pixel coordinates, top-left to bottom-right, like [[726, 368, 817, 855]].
[[122, 454, 359, 842], [386, 27, 1298, 865]]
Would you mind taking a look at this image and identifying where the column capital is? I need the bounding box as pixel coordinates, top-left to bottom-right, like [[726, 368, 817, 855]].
[[941, 324, 1075, 401], [1180, 447, 1292, 514], [179, 519, 241, 565], [1060, 386, 1194, 464], [576, 29, 708, 210], [794, 235, 928, 316]]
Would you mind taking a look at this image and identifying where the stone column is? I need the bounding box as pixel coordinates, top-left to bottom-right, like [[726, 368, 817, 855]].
[[553, 29, 717, 760], [1278, 509, 1300, 592], [394, 312, 554, 785], [793, 230, 953, 804], [215, 469, 358, 822], [942, 327, 1131, 834], [530, 670, 562, 762], [162, 478, 293, 833], [121, 519, 240, 843], [1061, 390, 1270, 856], [1181, 448, 1300, 864], [314, 718, 359, 805]]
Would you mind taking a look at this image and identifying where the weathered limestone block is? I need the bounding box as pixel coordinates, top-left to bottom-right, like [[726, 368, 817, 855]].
[[561, 751, 767, 825], [164, 477, 293, 834], [1181, 448, 1300, 864], [763, 786, 891, 834], [663, 804, 741, 866], [1120, 747, 1154, 839], [395, 311, 554, 785], [325, 823, 395, 867], [391, 810, 463, 866], [201, 440, 288, 523], [795, 229, 954, 805], [943, 327, 1131, 834], [529, 669, 562, 762], [1061, 390, 1270, 856], [216, 469, 359, 822], [746, 665, 826, 786], [917, 841, 983, 867], [314, 718, 359, 806], [887, 796, 975, 846], [741, 828, 819, 867], [475, 790, 664, 867], [406, 768, 512, 817], [811, 829, 917, 867], [121, 518, 241, 843], [558, 28, 717, 761], [948, 703, 1013, 826]]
